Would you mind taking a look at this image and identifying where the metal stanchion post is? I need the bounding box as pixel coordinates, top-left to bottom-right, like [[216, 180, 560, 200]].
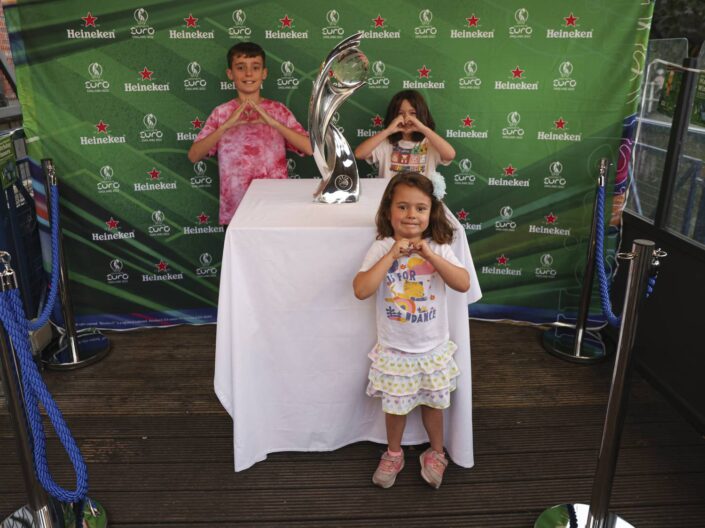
[[542, 158, 610, 363], [0, 252, 108, 527], [1, 254, 64, 527], [39, 159, 111, 370], [535, 239, 662, 528]]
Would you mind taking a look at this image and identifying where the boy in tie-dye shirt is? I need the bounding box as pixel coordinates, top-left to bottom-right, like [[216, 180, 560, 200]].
[[189, 42, 312, 224]]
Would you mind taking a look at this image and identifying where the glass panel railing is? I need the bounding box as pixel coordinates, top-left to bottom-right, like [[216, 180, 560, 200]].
[[627, 38, 689, 220]]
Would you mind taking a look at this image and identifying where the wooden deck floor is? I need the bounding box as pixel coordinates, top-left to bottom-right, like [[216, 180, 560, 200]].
[[2, 321, 704, 527]]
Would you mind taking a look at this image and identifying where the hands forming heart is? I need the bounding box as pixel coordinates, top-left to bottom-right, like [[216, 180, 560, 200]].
[[390, 238, 433, 260], [226, 100, 274, 129]]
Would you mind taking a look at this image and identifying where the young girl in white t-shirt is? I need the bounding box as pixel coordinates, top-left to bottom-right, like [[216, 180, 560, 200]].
[[353, 172, 470, 490], [354, 90, 456, 178]]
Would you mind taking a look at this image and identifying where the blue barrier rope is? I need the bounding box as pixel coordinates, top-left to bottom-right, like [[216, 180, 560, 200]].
[[595, 185, 658, 327], [0, 288, 87, 522], [28, 187, 61, 332]]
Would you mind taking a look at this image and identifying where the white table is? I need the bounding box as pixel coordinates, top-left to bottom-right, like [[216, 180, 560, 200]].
[[214, 179, 482, 471]]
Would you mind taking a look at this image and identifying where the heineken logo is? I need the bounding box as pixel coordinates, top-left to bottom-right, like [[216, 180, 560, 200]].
[[265, 14, 309, 38]]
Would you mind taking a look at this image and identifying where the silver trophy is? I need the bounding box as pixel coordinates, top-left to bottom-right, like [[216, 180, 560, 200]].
[[309, 32, 368, 203]]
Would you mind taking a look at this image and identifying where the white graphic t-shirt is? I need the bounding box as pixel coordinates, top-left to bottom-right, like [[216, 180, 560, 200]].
[[366, 139, 451, 179], [359, 237, 463, 353]]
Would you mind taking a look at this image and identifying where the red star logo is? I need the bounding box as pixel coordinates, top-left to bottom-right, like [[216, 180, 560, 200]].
[[373, 15, 385, 28], [511, 66, 524, 79], [503, 164, 516, 176], [545, 212, 558, 224], [372, 114, 384, 127], [418, 65, 431, 79], [197, 212, 210, 224], [564, 13, 578, 26], [147, 168, 161, 180], [139, 67, 154, 81], [463, 116, 474, 128], [105, 217, 119, 230], [280, 15, 293, 28], [82, 12, 97, 27], [95, 120, 109, 134], [156, 260, 168, 272], [457, 209, 469, 221], [497, 254, 509, 265], [466, 15, 479, 27], [191, 117, 204, 129], [184, 14, 198, 28], [554, 117, 567, 129]]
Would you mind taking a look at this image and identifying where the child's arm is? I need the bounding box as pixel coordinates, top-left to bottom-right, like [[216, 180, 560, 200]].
[[251, 102, 313, 156], [187, 104, 248, 163], [354, 115, 405, 160], [414, 241, 470, 292], [353, 239, 410, 299], [406, 115, 456, 162]]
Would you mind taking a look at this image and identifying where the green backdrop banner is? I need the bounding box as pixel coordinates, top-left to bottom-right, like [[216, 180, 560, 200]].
[[5, 0, 653, 328]]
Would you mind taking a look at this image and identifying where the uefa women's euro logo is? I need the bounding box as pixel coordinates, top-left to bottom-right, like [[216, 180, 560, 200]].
[[140, 113, 163, 142]]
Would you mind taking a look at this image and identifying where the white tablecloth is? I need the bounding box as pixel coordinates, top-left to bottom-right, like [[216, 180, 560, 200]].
[[215, 179, 482, 471]]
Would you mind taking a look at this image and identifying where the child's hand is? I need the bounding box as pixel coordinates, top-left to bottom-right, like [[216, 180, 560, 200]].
[[223, 101, 255, 129], [405, 115, 428, 135], [388, 238, 414, 259], [385, 115, 406, 135], [411, 240, 435, 259], [250, 101, 278, 128]]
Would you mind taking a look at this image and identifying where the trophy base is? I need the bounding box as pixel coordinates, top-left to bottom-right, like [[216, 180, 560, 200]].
[[534, 503, 634, 528]]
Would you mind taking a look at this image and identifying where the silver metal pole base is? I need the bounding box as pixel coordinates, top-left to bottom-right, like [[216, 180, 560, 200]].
[[1, 497, 107, 527], [534, 503, 634, 528], [542, 328, 608, 364], [43, 329, 111, 371]]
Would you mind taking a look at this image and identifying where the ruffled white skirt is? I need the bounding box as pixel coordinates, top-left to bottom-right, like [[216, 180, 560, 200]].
[[366, 341, 459, 415]]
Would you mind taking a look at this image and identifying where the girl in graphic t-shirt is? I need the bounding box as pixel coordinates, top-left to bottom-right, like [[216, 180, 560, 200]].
[[354, 90, 456, 179], [353, 172, 470, 491]]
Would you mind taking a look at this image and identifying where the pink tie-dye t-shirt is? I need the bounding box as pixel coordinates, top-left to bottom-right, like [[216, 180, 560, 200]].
[[195, 98, 307, 224]]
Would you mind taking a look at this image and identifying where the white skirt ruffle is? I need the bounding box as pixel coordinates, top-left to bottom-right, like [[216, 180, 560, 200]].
[[366, 341, 459, 415]]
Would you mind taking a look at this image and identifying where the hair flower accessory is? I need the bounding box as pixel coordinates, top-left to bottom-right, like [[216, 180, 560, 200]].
[[427, 171, 446, 200]]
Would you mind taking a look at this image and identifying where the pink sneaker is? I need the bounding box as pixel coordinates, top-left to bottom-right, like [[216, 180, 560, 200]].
[[420, 448, 448, 489], [372, 451, 405, 488]]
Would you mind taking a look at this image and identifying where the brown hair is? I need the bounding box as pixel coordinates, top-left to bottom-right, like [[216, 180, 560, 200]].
[[384, 90, 435, 145], [227, 42, 266, 68], [375, 172, 454, 244]]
